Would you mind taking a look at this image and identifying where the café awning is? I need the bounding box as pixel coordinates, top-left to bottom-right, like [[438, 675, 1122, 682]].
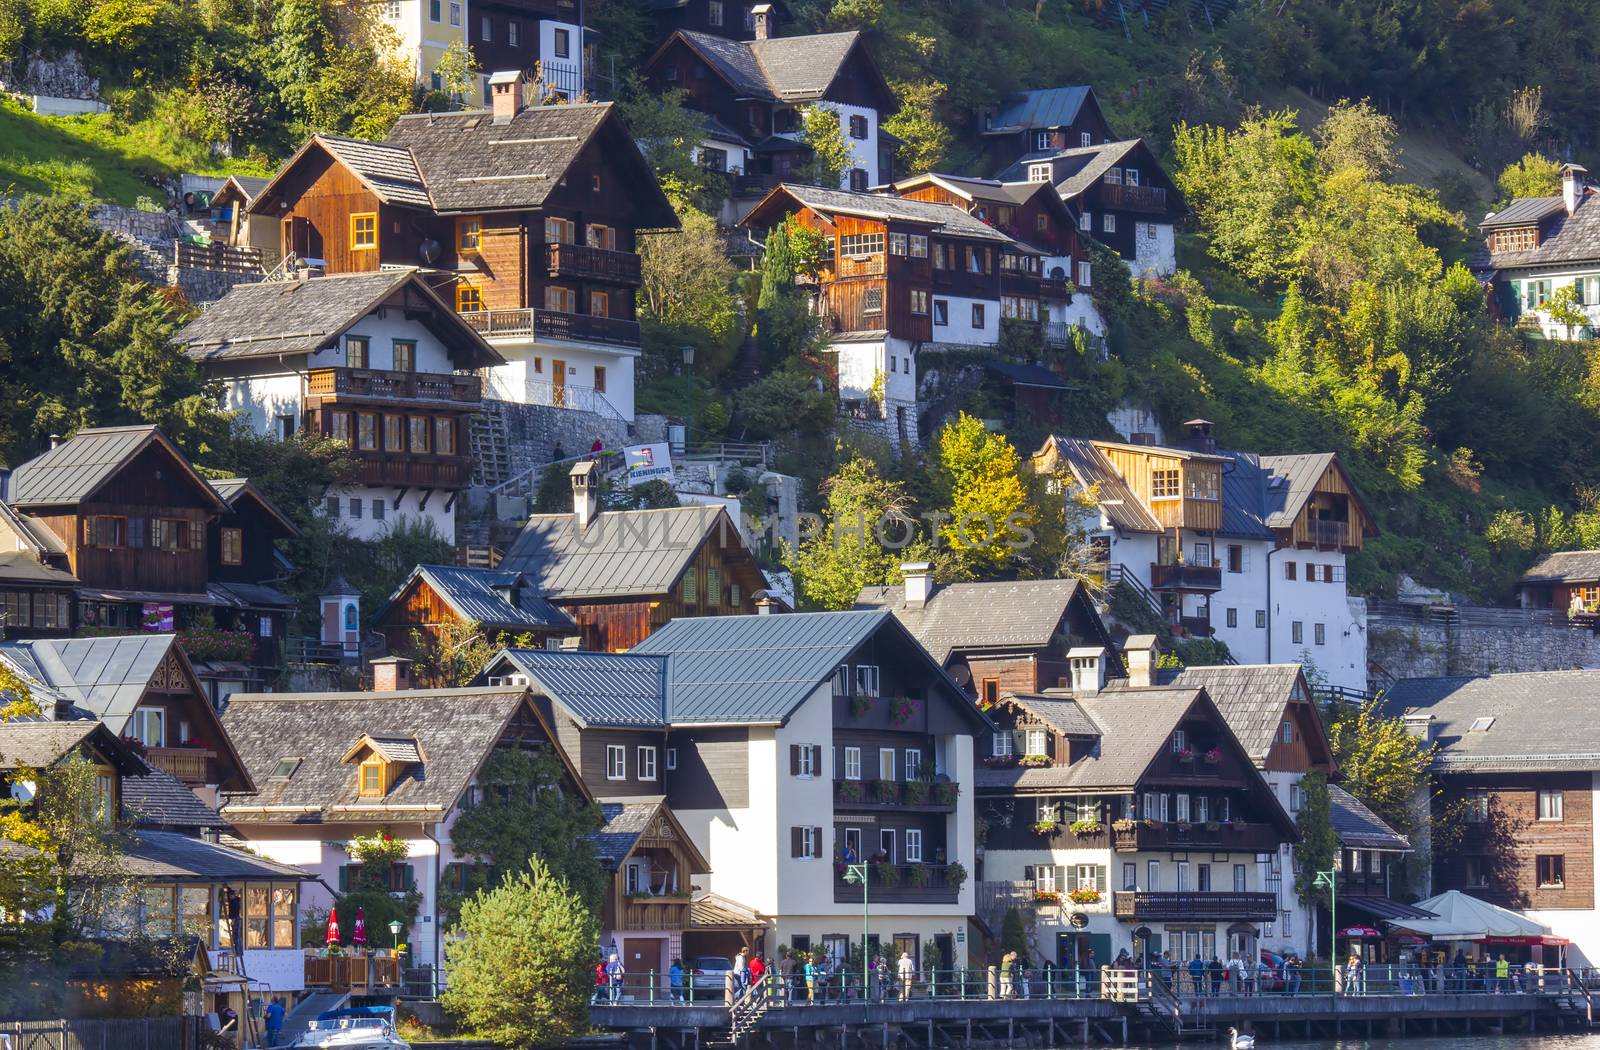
[[1396, 890, 1553, 943]]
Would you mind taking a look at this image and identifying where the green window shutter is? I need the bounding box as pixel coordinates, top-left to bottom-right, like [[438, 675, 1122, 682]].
[[1097, 865, 1108, 893], [402, 863, 416, 891], [1064, 865, 1078, 891], [338, 865, 349, 892]]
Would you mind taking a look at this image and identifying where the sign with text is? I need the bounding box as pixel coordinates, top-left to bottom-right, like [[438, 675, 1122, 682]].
[[624, 442, 675, 487]]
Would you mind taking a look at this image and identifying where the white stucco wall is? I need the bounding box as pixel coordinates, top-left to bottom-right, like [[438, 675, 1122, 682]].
[[380, 0, 468, 85], [481, 336, 637, 421], [320, 485, 457, 544], [1211, 539, 1272, 664], [539, 19, 584, 94], [1269, 551, 1365, 691], [798, 102, 881, 188], [1131, 221, 1176, 278], [930, 295, 1000, 346], [1106, 405, 1165, 444], [1504, 269, 1600, 340]]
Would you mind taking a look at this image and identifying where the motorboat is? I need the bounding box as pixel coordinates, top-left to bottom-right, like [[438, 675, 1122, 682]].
[[287, 1006, 411, 1049]]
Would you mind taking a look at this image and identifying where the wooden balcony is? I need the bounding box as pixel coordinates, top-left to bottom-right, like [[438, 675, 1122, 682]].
[[304, 954, 402, 993], [348, 450, 471, 488], [833, 779, 959, 813], [1309, 519, 1350, 549], [1039, 278, 1075, 300], [1149, 562, 1222, 592], [1112, 890, 1277, 922], [546, 242, 643, 285], [1111, 820, 1280, 854], [306, 367, 480, 405], [1100, 183, 1169, 213], [460, 308, 641, 348], [145, 747, 215, 784], [834, 863, 961, 905], [1000, 269, 1042, 295], [620, 894, 692, 931]]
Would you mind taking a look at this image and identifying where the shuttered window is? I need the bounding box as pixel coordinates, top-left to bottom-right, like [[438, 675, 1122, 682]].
[[790, 826, 823, 858], [789, 743, 820, 777]]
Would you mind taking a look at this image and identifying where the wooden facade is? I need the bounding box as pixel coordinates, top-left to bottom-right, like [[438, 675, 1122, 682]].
[[601, 805, 709, 936], [981, 92, 1115, 173], [1279, 460, 1372, 553], [1096, 445, 1224, 533], [1436, 772, 1594, 912]]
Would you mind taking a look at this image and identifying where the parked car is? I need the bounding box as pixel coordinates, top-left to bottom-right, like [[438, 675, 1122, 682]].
[[1258, 949, 1286, 992], [689, 956, 735, 1000]]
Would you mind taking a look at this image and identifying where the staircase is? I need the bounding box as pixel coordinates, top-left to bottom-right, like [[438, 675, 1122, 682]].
[[727, 974, 775, 1042], [1106, 564, 1165, 624], [278, 991, 349, 1045], [469, 401, 514, 488], [1132, 977, 1212, 1039]]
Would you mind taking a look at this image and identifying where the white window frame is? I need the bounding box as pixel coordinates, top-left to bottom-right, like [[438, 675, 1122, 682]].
[[831, 664, 849, 695], [1282, 719, 1294, 744], [880, 828, 896, 862], [1176, 861, 1190, 891], [878, 747, 896, 781], [1290, 783, 1303, 813], [992, 731, 1013, 758], [1025, 728, 1048, 757], [1080, 131, 1092, 147], [1028, 163, 1053, 183], [1233, 864, 1247, 892], [905, 829, 923, 863], [605, 745, 627, 780], [799, 826, 816, 858], [1078, 212, 1091, 232], [796, 745, 817, 778], [1076, 865, 1099, 892], [855, 665, 881, 697], [1539, 789, 1564, 821], [904, 749, 921, 780], [1176, 793, 1191, 822], [1076, 260, 1092, 287], [1196, 795, 1210, 823], [665, 747, 677, 771], [1103, 213, 1116, 233], [448, 1, 461, 25], [1147, 860, 1160, 890], [1034, 131, 1050, 150], [1037, 797, 1057, 823], [130, 708, 164, 749], [1125, 169, 1140, 186], [1035, 864, 1058, 893], [1171, 729, 1186, 753], [638, 746, 658, 782], [844, 746, 862, 781], [1123, 862, 1137, 890]]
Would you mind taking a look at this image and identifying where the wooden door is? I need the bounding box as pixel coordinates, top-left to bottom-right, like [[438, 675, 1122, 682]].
[[623, 937, 662, 993], [552, 359, 567, 407]]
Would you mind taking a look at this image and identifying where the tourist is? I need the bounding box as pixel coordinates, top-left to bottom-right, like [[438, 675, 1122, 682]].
[[1452, 948, 1468, 993], [898, 950, 915, 1000], [1495, 954, 1510, 994], [1345, 953, 1362, 996], [593, 958, 607, 1005], [263, 997, 284, 1047], [1285, 955, 1302, 996], [1208, 956, 1224, 997], [804, 953, 818, 1004], [1000, 950, 1016, 999], [777, 949, 796, 1005], [734, 948, 750, 996], [750, 954, 767, 998], [1085, 948, 1099, 997], [669, 958, 685, 1003], [1188, 954, 1205, 997], [607, 952, 626, 1003]]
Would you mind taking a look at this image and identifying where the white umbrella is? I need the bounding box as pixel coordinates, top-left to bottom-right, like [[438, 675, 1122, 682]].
[[1396, 890, 1553, 941]]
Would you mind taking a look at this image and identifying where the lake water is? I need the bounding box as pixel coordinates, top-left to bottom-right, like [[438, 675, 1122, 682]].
[[1128, 1037, 1600, 1050]]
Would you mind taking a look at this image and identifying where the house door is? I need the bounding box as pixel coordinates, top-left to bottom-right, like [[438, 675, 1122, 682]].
[[552, 359, 567, 407], [623, 937, 661, 996]]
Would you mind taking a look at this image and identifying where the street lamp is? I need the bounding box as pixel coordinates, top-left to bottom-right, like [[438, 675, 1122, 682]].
[[389, 920, 403, 954], [1313, 868, 1337, 992], [842, 862, 870, 1014], [680, 345, 696, 448]]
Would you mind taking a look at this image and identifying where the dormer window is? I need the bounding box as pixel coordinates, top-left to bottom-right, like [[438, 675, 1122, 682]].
[[343, 735, 423, 799], [1028, 164, 1052, 183], [1024, 728, 1047, 757], [360, 760, 385, 796]]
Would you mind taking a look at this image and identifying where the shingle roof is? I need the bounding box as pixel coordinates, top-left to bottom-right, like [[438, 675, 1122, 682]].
[[748, 31, 862, 99], [0, 635, 180, 730], [994, 140, 1144, 198], [853, 578, 1085, 664], [769, 184, 1015, 242], [1153, 664, 1308, 764], [1382, 670, 1600, 772], [316, 136, 431, 208], [679, 30, 771, 96], [499, 505, 739, 600], [894, 174, 1037, 207], [123, 766, 231, 831], [690, 892, 767, 929], [1484, 193, 1600, 268], [1041, 437, 1162, 533], [984, 86, 1094, 133], [121, 830, 310, 881], [209, 477, 299, 537], [1328, 783, 1410, 852], [594, 798, 661, 867], [1009, 693, 1098, 736], [173, 270, 502, 368], [0, 721, 146, 773], [0, 550, 77, 586], [380, 565, 575, 632], [490, 649, 668, 728], [1518, 549, 1600, 585], [365, 735, 423, 763], [975, 688, 1204, 791], [220, 687, 546, 821], [7, 427, 225, 511]]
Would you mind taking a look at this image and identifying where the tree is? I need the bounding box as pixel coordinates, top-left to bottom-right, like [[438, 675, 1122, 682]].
[[1291, 771, 1337, 906], [440, 856, 597, 1048], [998, 906, 1028, 959], [400, 622, 541, 688], [796, 104, 856, 188], [1315, 99, 1398, 178], [883, 80, 952, 173], [1542, 284, 1589, 340], [638, 206, 741, 347], [930, 413, 1028, 576], [787, 453, 931, 610], [618, 85, 726, 212], [433, 39, 482, 105], [1497, 152, 1563, 203], [1324, 700, 1433, 836], [734, 366, 838, 440]]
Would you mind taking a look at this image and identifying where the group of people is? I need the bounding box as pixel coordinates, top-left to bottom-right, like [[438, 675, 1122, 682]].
[[1147, 952, 1303, 997]]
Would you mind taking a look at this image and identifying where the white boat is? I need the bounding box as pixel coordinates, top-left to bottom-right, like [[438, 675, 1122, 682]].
[[288, 1008, 411, 1049]]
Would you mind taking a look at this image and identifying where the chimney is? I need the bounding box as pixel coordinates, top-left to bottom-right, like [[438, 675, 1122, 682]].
[[1066, 646, 1106, 697], [1181, 418, 1216, 453], [1122, 634, 1160, 689], [490, 69, 526, 125], [901, 561, 934, 608], [1402, 712, 1435, 742], [750, 2, 773, 39], [1564, 163, 1589, 216], [370, 655, 413, 692], [48, 434, 61, 449], [570, 460, 599, 530], [756, 594, 777, 615]]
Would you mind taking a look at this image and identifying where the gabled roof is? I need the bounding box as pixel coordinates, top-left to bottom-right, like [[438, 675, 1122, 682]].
[[983, 86, 1096, 135], [0, 501, 67, 557], [593, 796, 710, 873], [220, 686, 585, 822], [487, 649, 668, 728], [1006, 693, 1098, 736], [892, 173, 1037, 207], [744, 184, 1016, 243], [993, 140, 1180, 211], [7, 427, 228, 512], [499, 504, 744, 600], [121, 829, 310, 882], [250, 135, 430, 213], [853, 577, 1114, 667], [377, 565, 575, 632], [0, 550, 77, 587], [1480, 195, 1567, 229], [173, 269, 504, 368], [1517, 549, 1600, 585], [1035, 436, 1162, 533], [1151, 663, 1331, 768], [982, 359, 1070, 390], [656, 29, 888, 107], [342, 734, 425, 764], [0, 720, 148, 775], [1328, 784, 1410, 852], [1382, 669, 1600, 772], [1483, 192, 1600, 269], [211, 174, 272, 206], [123, 765, 231, 832], [209, 476, 299, 538]]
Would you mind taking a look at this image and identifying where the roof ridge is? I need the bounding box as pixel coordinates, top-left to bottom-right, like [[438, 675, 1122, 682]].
[[225, 686, 526, 703]]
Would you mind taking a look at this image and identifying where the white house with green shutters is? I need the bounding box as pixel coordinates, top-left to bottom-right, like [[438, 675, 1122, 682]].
[[1480, 163, 1600, 339]]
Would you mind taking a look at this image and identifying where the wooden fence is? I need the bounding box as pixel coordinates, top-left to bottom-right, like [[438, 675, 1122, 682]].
[[0, 1017, 205, 1050]]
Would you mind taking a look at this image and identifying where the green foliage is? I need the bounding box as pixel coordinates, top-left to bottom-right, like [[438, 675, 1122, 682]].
[[433, 39, 481, 103], [930, 413, 1028, 573], [735, 366, 838, 440], [796, 104, 855, 188], [618, 85, 726, 214], [1325, 700, 1432, 835], [1497, 153, 1564, 203], [1291, 771, 1337, 906], [440, 856, 597, 1048], [639, 205, 741, 355], [998, 907, 1028, 959], [883, 79, 953, 173], [787, 453, 930, 610], [1542, 285, 1590, 339]]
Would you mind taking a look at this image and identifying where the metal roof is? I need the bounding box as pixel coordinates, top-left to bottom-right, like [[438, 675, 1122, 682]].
[[0, 550, 77, 586], [760, 184, 1016, 242], [1383, 670, 1600, 772], [984, 86, 1094, 133], [0, 501, 66, 556], [853, 578, 1086, 664], [380, 564, 575, 631], [500, 504, 738, 600], [1328, 784, 1410, 852], [1479, 195, 1566, 229], [7, 427, 225, 511], [1518, 549, 1600, 585], [121, 830, 311, 881], [0, 635, 180, 729], [490, 649, 668, 728], [1483, 192, 1600, 268]]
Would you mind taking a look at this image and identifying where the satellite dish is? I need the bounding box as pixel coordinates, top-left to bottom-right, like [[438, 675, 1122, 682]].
[[418, 239, 441, 264], [1050, 265, 1066, 279]]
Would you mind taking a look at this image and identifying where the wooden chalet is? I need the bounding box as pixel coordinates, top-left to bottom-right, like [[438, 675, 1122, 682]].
[[594, 797, 717, 978], [651, 0, 788, 42], [493, 462, 771, 651], [1518, 550, 1600, 613], [373, 562, 576, 658], [979, 86, 1116, 174]]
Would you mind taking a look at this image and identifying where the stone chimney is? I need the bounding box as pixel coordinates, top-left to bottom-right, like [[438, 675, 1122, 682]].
[[570, 460, 599, 530], [1181, 418, 1216, 453], [1067, 646, 1106, 697], [370, 655, 413, 692], [1564, 163, 1589, 216], [1122, 634, 1160, 689], [901, 562, 934, 608], [1402, 712, 1435, 742], [750, 2, 773, 40], [490, 69, 526, 125]]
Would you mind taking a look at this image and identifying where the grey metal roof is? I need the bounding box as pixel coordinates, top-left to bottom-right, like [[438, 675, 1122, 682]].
[[771, 184, 1015, 242], [174, 269, 503, 368], [123, 766, 231, 832], [1040, 437, 1162, 533], [381, 564, 575, 631], [1213, 453, 1275, 540], [7, 427, 225, 511], [121, 830, 310, 881], [1328, 783, 1410, 852], [0, 635, 179, 730], [316, 135, 432, 208], [1479, 195, 1566, 229], [993, 140, 1143, 197], [1518, 549, 1600, 585], [0, 550, 77, 587], [594, 798, 662, 868], [1382, 670, 1600, 772], [209, 582, 296, 610], [1152, 664, 1309, 764], [1255, 452, 1336, 528], [984, 86, 1094, 133], [220, 687, 539, 822], [500, 504, 737, 600], [853, 578, 1085, 664], [1484, 193, 1600, 268], [490, 649, 668, 728]]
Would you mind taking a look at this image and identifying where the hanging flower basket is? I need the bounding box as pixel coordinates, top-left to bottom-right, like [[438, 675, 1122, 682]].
[[888, 697, 918, 725], [1203, 747, 1222, 764], [849, 695, 873, 719], [1068, 819, 1104, 836], [1176, 747, 1196, 763]]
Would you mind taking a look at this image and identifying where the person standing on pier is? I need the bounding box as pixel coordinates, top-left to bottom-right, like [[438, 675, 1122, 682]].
[[1344, 953, 1362, 996], [898, 951, 915, 1001], [1188, 954, 1205, 997], [607, 952, 626, 1003], [1284, 955, 1301, 996], [1495, 954, 1510, 993], [669, 958, 685, 1003]]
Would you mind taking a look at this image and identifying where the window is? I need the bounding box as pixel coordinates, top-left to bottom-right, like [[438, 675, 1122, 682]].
[[1150, 469, 1180, 499], [1233, 864, 1247, 892], [1291, 621, 1304, 644], [1282, 720, 1294, 745], [855, 664, 880, 697], [1104, 168, 1122, 186], [904, 749, 921, 779], [1034, 131, 1051, 151], [849, 115, 868, 139], [1538, 855, 1565, 888], [409, 416, 430, 452], [849, 169, 868, 191], [1285, 561, 1297, 580], [1256, 610, 1267, 629], [844, 746, 862, 781], [1195, 796, 1209, 822], [708, 0, 723, 25], [480, 14, 491, 39], [545, 286, 575, 313], [889, 232, 907, 256], [508, 20, 518, 44], [878, 748, 896, 781], [910, 289, 929, 315], [130, 708, 164, 748], [330, 410, 352, 444], [346, 336, 369, 369], [1218, 796, 1229, 821], [434, 418, 456, 455], [794, 744, 818, 777], [1176, 861, 1190, 891], [1314, 623, 1326, 646], [992, 730, 1013, 758], [1289, 783, 1303, 813], [706, 567, 722, 606], [456, 284, 482, 313], [1172, 729, 1186, 753], [933, 300, 949, 326], [793, 825, 818, 858], [325, 496, 340, 518], [1120, 862, 1137, 890], [1078, 212, 1092, 232], [606, 745, 626, 780], [276, 414, 296, 441], [665, 748, 676, 771], [1539, 789, 1565, 821], [86, 516, 124, 548], [909, 234, 928, 258], [904, 828, 923, 862], [1125, 169, 1140, 186], [153, 518, 192, 551], [1103, 213, 1116, 233], [429, 0, 440, 19], [1147, 860, 1160, 890], [360, 760, 384, 796], [971, 303, 986, 328], [431, 72, 442, 92], [1076, 259, 1093, 288], [457, 218, 482, 253], [638, 746, 658, 781], [1176, 793, 1191, 822], [545, 216, 575, 244], [862, 287, 883, 315], [373, 499, 385, 521], [1025, 729, 1048, 757], [1226, 608, 1237, 628], [682, 571, 698, 604], [384, 414, 404, 452], [968, 246, 989, 274], [1028, 164, 1053, 183], [350, 213, 377, 251], [839, 233, 883, 257], [586, 224, 615, 250], [1196, 863, 1211, 891], [1227, 545, 1243, 573], [392, 340, 415, 372], [934, 242, 951, 269], [448, 1, 461, 27], [1075, 864, 1100, 893]]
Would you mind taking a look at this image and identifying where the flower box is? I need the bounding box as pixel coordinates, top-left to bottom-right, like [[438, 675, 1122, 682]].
[[1031, 819, 1059, 835], [1068, 820, 1104, 836], [836, 780, 864, 803], [903, 780, 929, 804], [1203, 747, 1222, 764], [888, 697, 918, 725], [874, 780, 901, 803], [1067, 888, 1102, 905], [932, 782, 959, 805], [1018, 754, 1051, 768], [1176, 747, 1196, 763], [1032, 890, 1063, 905], [849, 695, 873, 719]]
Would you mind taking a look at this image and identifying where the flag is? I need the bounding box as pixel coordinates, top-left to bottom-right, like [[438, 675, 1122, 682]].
[[353, 907, 367, 946]]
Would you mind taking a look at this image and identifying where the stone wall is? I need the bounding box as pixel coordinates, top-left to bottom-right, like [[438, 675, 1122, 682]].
[[0, 51, 100, 101], [171, 264, 258, 305], [1367, 601, 1600, 687], [495, 399, 631, 473]]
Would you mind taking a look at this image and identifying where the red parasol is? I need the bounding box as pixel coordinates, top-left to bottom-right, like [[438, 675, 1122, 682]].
[[326, 906, 341, 945], [353, 907, 367, 946]]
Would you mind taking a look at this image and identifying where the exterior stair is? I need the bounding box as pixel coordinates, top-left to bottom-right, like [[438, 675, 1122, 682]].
[[469, 401, 513, 487]]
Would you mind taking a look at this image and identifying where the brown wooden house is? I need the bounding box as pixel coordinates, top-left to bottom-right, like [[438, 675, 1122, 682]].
[[373, 562, 576, 660], [978, 86, 1116, 174], [594, 797, 714, 983]]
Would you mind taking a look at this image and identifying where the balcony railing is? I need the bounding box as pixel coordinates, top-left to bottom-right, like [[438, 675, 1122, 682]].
[[834, 863, 961, 905], [1111, 890, 1278, 922], [304, 954, 402, 993], [620, 894, 692, 931], [1100, 183, 1169, 213], [730, 172, 782, 197], [516, 379, 629, 422], [347, 451, 470, 488], [1149, 562, 1222, 591], [306, 367, 480, 404], [1039, 278, 1075, 300], [546, 242, 642, 284], [1310, 518, 1349, 549], [144, 747, 215, 784], [460, 308, 641, 347], [833, 779, 959, 812], [1112, 821, 1280, 854]]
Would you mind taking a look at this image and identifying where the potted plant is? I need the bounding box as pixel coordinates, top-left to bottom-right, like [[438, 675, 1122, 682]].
[[849, 694, 873, 719], [1031, 818, 1059, 835], [888, 697, 917, 725], [1018, 754, 1051, 768], [1068, 819, 1104, 836], [1203, 747, 1222, 764], [903, 780, 929, 804], [1204, 820, 1222, 832], [1067, 887, 1102, 905], [873, 861, 900, 886], [874, 779, 900, 803], [836, 780, 864, 803], [1112, 818, 1137, 831], [1032, 889, 1063, 905], [907, 865, 932, 887], [944, 862, 968, 890], [983, 754, 1018, 768], [1176, 746, 1196, 764], [932, 781, 959, 805]]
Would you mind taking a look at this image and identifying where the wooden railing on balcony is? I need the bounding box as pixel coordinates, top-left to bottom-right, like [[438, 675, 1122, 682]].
[[1112, 821, 1279, 854], [459, 309, 641, 347], [175, 240, 264, 275], [1111, 890, 1277, 922], [834, 863, 961, 905], [546, 242, 643, 284], [304, 954, 402, 993], [620, 895, 692, 931], [1310, 518, 1350, 549], [1100, 183, 1169, 213], [1039, 278, 1075, 300], [348, 451, 470, 488], [144, 747, 215, 784], [306, 367, 481, 404], [1148, 562, 1222, 591], [730, 172, 782, 197]]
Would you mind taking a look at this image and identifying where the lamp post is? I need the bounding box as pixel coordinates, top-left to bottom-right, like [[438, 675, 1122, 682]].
[[1313, 868, 1337, 993], [389, 920, 403, 954], [680, 345, 696, 449], [842, 862, 870, 1015]]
